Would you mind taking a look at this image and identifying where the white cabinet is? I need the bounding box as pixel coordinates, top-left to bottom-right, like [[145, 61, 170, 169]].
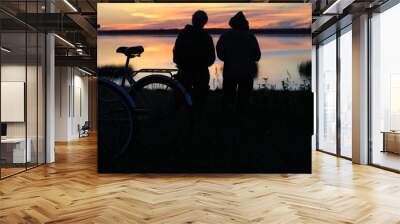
[[1, 138, 32, 163]]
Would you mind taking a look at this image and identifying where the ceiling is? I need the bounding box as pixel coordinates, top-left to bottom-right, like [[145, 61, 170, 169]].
[[311, 0, 390, 43], [0, 0, 97, 71]]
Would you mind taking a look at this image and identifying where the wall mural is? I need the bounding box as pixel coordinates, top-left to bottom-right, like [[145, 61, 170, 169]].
[[97, 3, 313, 173]]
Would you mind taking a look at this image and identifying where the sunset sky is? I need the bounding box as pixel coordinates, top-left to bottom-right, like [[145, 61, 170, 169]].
[[98, 3, 311, 31]]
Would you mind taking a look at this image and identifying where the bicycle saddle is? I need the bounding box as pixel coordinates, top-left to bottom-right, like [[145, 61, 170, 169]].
[[116, 46, 144, 57]]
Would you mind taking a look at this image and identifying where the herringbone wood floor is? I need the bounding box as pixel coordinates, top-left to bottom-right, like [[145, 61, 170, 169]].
[[1, 136, 400, 224]]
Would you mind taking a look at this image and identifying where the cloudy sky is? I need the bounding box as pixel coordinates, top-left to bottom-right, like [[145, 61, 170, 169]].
[[98, 3, 311, 31]]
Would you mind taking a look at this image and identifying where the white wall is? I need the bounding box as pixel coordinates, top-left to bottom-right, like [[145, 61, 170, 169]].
[[1, 65, 27, 139], [1, 65, 39, 137], [1, 63, 46, 164], [55, 66, 70, 141], [71, 73, 89, 138], [55, 67, 89, 141]]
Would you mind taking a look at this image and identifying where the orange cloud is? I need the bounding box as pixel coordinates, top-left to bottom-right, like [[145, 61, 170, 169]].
[[98, 3, 311, 31]]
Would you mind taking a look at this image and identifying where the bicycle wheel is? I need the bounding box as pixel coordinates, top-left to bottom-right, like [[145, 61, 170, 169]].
[[132, 75, 192, 153], [98, 78, 135, 166]]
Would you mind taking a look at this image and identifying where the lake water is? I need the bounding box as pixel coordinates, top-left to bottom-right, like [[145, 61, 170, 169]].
[[98, 34, 311, 90]]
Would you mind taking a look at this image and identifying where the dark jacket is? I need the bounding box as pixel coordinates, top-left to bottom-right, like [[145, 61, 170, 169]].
[[173, 24, 215, 75], [216, 12, 261, 81]]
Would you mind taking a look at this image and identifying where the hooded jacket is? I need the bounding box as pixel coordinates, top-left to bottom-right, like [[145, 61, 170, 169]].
[[216, 12, 261, 80], [173, 24, 215, 74]]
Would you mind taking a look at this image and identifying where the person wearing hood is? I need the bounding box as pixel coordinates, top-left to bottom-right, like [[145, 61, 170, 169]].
[[173, 10, 216, 116], [216, 11, 261, 113]]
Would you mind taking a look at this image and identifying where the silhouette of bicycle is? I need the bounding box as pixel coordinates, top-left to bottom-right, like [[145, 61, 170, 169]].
[[98, 46, 192, 161]]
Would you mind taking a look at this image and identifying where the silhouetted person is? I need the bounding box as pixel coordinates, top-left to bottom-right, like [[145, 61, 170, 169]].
[[173, 10, 216, 118], [216, 11, 261, 114]]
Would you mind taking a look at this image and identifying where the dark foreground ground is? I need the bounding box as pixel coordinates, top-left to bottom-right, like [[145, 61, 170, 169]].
[[99, 88, 313, 173]]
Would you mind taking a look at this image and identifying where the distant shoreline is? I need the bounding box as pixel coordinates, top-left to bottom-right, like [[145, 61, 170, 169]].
[[98, 28, 311, 36]]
